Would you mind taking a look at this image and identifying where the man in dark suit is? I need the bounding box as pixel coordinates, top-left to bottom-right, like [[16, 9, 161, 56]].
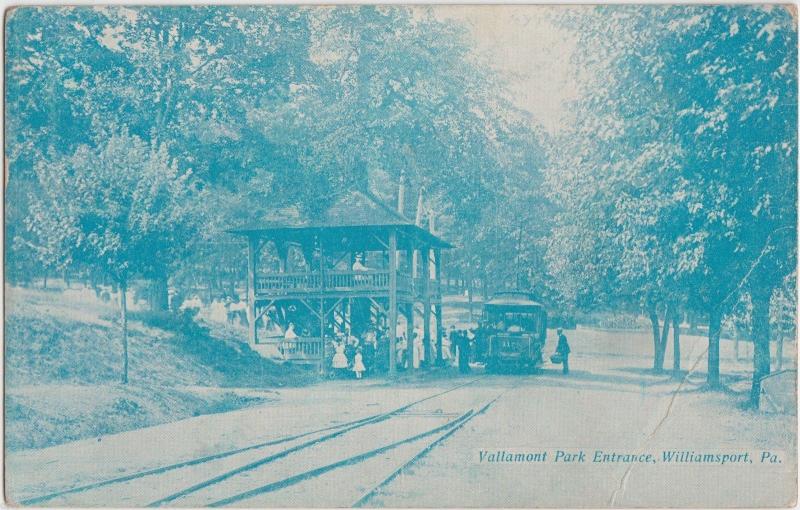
[[556, 328, 571, 375], [455, 329, 471, 374]]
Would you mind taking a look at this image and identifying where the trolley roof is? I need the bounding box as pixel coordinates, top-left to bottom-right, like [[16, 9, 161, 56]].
[[484, 292, 544, 308]]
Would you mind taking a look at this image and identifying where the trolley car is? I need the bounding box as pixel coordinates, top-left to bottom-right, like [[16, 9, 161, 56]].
[[477, 292, 547, 372]]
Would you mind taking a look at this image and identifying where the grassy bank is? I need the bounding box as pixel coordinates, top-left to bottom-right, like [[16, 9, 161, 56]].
[[5, 286, 317, 451]]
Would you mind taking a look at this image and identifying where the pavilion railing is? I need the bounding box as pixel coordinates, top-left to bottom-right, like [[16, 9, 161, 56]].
[[255, 270, 434, 296], [256, 272, 321, 293], [282, 337, 324, 360], [325, 270, 391, 289], [256, 336, 324, 361]]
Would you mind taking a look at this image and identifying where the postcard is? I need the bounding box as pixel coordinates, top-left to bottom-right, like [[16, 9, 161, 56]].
[[4, 4, 797, 507]]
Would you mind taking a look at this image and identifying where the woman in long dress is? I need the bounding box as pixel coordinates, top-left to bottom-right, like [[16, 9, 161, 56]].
[[412, 331, 423, 368], [332, 341, 349, 377], [442, 327, 453, 361]]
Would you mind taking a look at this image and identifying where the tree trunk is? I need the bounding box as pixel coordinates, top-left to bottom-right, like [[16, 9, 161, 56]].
[[775, 303, 785, 371], [654, 303, 672, 373], [42, 271, 48, 289], [688, 311, 698, 335], [149, 274, 169, 311], [120, 280, 129, 384], [648, 303, 661, 371], [749, 288, 772, 408], [707, 307, 722, 387], [228, 270, 236, 298], [467, 270, 474, 323], [672, 309, 681, 373], [90, 271, 100, 297]]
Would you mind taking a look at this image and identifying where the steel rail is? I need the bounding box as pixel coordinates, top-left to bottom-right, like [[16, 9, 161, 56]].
[[20, 377, 482, 507]]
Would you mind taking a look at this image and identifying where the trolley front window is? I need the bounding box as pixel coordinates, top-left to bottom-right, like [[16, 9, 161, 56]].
[[486, 309, 540, 333]]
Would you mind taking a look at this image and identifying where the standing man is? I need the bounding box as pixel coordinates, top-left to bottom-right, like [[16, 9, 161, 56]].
[[396, 333, 408, 371], [456, 329, 471, 374], [556, 328, 571, 375], [379, 326, 391, 373], [362, 330, 376, 376]]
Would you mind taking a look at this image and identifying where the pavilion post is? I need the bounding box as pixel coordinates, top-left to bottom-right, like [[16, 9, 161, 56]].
[[301, 243, 315, 269], [318, 237, 326, 375], [277, 242, 288, 273], [246, 236, 258, 345], [422, 248, 432, 366], [388, 230, 398, 377], [406, 247, 416, 370], [404, 303, 415, 370], [434, 248, 444, 366]]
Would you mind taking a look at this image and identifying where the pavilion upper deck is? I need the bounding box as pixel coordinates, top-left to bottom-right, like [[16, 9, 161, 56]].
[[230, 189, 451, 371], [254, 269, 441, 302]]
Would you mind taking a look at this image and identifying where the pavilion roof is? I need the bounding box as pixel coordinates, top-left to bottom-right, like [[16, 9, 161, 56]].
[[228, 189, 452, 250]]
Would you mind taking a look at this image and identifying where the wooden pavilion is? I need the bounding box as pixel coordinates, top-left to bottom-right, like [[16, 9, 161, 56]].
[[228, 189, 451, 376]]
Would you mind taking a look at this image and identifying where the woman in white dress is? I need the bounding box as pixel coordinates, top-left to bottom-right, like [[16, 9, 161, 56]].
[[442, 328, 453, 361], [412, 331, 423, 368], [332, 340, 349, 376], [280, 322, 299, 359]]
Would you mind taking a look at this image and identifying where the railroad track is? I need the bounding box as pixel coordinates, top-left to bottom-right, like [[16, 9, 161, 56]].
[[350, 391, 508, 508], [20, 376, 515, 507], [19, 410, 384, 506]]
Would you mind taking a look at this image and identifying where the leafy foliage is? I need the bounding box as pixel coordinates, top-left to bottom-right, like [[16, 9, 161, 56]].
[[25, 130, 200, 283], [6, 5, 552, 301], [548, 5, 796, 386]]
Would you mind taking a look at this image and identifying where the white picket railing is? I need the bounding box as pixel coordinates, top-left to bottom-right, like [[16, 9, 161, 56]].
[[255, 270, 432, 296]]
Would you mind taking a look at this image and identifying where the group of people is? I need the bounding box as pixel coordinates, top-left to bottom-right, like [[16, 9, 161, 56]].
[[394, 326, 476, 371], [448, 326, 475, 373], [262, 316, 299, 338], [330, 329, 382, 378], [393, 329, 444, 370], [264, 311, 571, 377], [327, 325, 478, 378]]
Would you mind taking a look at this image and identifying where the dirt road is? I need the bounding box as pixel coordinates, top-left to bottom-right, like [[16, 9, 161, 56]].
[[6, 328, 796, 507]]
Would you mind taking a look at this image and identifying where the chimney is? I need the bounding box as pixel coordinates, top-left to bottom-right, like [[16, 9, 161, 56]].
[[415, 187, 425, 227], [397, 171, 406, 214]]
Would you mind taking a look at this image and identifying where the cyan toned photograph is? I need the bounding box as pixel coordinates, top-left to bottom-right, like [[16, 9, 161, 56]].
[[3, 4, 797, 507]]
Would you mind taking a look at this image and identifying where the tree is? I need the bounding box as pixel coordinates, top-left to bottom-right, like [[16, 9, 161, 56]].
[[7, 6, 547, 303], [6, 7, 311, 306], [652, 6, 796, 394], [26, 130, 200, 383], [552, 5, 796, 390], [545, 14, 689, 372]]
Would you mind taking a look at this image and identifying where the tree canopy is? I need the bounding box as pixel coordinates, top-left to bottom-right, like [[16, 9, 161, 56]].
[[7, 6, 546, 278], [548, 5, 796, 393], [5, 6, 796, 402]]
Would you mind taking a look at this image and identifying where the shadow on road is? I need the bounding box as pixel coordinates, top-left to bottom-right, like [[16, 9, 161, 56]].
[[497, 366, 690, 396]]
